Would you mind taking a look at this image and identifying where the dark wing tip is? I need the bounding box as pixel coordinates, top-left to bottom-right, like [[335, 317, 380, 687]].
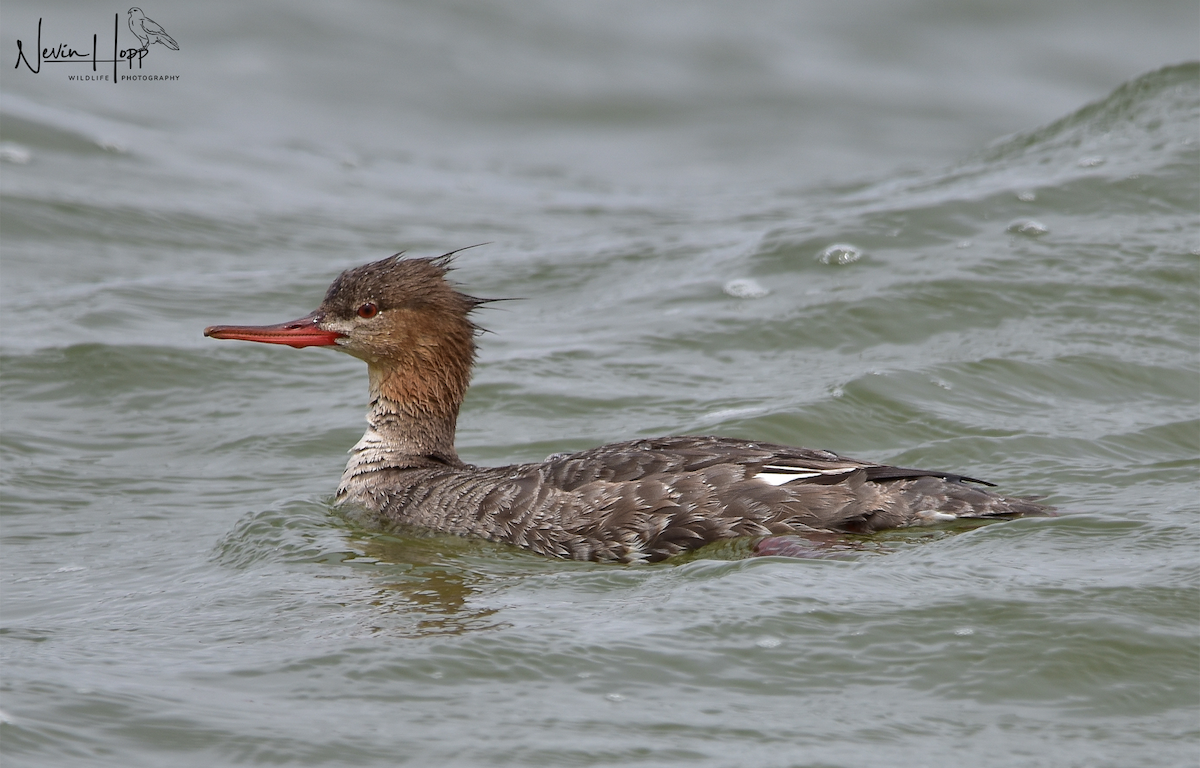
[[863, 465, 997, 487]]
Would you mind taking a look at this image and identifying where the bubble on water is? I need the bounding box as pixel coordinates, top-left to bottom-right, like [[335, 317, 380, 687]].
[[723, 279, 769, 299], [954, 627, 975, 636], [1007, 219, 1048, 236], [818, 243, 862, 265], [1077, 156, 1105, 168], [0, 709, 13, 724], [755, 636, 782, 648], [604, 693, 625, 702], [55, 565, 86, 573], [955, 241, 972, 249], [0, 144, 31, 164], [1017, 190, 1037, 202]]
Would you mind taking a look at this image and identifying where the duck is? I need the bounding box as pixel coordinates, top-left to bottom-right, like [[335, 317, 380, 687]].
[[204, 252, 1053, 563]]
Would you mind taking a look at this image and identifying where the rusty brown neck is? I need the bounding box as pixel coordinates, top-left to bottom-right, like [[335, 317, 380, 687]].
[[333, 293, 479, 501], [335, 339, 475, 501], [362, 361, 464, 465], [335, 369, 460, 499]]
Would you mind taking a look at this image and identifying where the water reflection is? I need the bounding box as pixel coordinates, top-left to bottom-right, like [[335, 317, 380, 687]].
[[346, 521, 978, 636], [349, 531, 514, 637]]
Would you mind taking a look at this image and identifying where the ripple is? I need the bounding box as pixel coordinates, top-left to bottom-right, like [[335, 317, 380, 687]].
[[0, 143, 31, 164], [214, 500, 353, 569]]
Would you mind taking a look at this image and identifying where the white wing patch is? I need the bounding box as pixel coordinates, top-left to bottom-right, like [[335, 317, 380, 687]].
[[754, 465, 857, 486]]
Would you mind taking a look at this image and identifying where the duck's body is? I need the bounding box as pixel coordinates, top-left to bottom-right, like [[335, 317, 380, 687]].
[[205, 253, 1052, 563]]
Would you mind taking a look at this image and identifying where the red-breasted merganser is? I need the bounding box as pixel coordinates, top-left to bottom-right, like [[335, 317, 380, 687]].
[[204, 253, 1052, 562]]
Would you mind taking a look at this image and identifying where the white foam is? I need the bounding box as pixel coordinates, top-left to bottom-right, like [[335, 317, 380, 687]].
[[818, 243, 862, 265], [723, 278, 769, 299]]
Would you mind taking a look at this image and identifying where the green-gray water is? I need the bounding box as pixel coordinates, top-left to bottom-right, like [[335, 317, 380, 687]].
[[2, 2, 1198, 766]]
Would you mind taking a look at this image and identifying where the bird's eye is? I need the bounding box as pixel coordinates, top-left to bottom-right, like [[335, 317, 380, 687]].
[[356, 302, 379, 319]]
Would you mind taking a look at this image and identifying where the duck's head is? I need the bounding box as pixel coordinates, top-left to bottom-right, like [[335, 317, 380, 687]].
[[205, 253, 485, 410]]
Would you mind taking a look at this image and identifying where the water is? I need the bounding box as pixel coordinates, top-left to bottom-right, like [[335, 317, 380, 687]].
[[2, 1, 1198, 766]]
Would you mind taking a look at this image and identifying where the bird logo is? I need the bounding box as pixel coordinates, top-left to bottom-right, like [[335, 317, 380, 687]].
[[127, 8, 178, 53]]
